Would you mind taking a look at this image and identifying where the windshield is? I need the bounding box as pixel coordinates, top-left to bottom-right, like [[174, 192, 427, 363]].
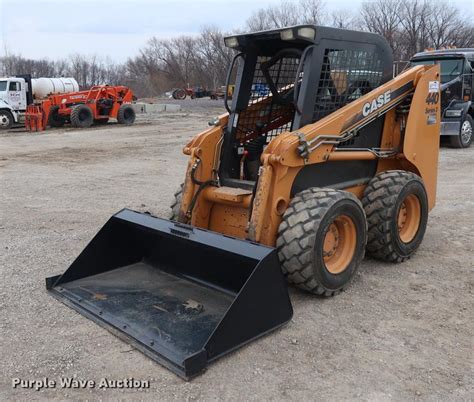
[[0, 81, 7, 91], [411, 58, 464, 84]]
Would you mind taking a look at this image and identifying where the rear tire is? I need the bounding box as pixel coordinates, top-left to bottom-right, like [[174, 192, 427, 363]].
[[70, 104, 93, 128], [169, 183, 184, 221], [172, 89, 186, 100], [362, 170, 428, 262], [449, 114, 472, 148], [48, 106, 65, 127], [277, 188, 367, 296], [117, 104, 135, 125], [0, 110, 14, 129]]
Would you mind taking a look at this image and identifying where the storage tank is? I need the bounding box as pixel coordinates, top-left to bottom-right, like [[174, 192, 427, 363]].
[[31, 77, 79, 99]]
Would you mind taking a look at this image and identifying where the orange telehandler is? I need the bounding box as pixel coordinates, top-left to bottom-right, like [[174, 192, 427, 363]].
[[25, 85, 135, 131]]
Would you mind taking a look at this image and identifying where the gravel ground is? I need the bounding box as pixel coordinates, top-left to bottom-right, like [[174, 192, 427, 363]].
[[1, 101, 473, 400]]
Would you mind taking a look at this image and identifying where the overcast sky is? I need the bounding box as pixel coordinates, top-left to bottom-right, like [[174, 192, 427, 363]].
[[0, 0, 472, 62]]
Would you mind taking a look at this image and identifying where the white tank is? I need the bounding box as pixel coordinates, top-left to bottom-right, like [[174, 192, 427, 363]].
[[31, 77, 79, 99]]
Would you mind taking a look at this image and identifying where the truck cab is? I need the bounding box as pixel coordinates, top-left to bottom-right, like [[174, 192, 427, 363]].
[[410, 49, 474, 148], [0, 75, 32, 129]]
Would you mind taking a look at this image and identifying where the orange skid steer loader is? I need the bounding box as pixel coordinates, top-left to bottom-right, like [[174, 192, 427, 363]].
[[47, 26, 441, 379]]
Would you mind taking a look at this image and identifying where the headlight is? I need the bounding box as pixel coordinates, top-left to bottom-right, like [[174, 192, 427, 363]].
[[280, 29, 295, 41], [445, 109, 462, 117], [297, 27, 316, 40], [224, 37, 239, 48]]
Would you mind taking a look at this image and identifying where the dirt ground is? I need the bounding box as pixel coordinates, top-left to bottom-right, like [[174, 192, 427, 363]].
[[1, 100, 473, 400]]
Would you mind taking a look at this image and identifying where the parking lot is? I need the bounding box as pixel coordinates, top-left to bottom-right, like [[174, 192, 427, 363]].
[[1, 100, 473, 399]]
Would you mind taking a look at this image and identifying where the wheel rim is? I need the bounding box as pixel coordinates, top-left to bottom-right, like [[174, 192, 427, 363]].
[[323, 215, 357, 274], [461, 120, 472, 144], [397, 194, 421, 243], [0, 113, 10, 128]]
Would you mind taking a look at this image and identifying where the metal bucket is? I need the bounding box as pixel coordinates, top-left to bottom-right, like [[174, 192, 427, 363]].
[[46, 209, 292, 379]]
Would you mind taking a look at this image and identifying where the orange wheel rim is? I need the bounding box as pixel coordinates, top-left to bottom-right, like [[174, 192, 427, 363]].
[[397, 194, 421, 243], [323, 215, 357, 274]]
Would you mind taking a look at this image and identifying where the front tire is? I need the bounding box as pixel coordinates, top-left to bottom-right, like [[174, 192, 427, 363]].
[[169, 183, 184, 221], [449, 114, 472, 148], [277, 188, 367, 296], [0, 110, 14, 129], [48, 106, 65, 127], [362, 170, 428, 262], [70, 104, 93, 128]]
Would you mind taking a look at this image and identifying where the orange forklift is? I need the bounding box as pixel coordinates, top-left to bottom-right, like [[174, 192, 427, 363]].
[[26, 85, 135, 131]]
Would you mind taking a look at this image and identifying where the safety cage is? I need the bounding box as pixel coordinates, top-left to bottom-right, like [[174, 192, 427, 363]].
[[220, 25, 393, 185]]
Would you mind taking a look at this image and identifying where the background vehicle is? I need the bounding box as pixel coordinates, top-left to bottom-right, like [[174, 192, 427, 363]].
[[410, 48, 474, 148], [0, 75, 78, 129], [0, 74, 135, 131], [172, 86, 220, 100], [25, 85, 135, 131], [47, 25, 440, 379]]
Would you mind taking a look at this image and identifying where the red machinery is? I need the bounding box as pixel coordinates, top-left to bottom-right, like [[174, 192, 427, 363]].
[[172, 86, 219, 100], [25, 85, 136, 132]]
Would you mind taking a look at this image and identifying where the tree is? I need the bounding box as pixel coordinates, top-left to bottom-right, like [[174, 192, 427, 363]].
[[246, 0, 325, 30]]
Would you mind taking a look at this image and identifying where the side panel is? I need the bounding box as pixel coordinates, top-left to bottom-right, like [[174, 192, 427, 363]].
[[403, 67, 441, 210], [290, 159, 376, 197]]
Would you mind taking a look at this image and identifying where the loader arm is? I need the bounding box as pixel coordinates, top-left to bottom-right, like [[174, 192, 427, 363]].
[[248, 65, 440, 245]]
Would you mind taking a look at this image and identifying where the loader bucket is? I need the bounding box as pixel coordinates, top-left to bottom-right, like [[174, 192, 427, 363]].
[[46, 209, 292, 379]]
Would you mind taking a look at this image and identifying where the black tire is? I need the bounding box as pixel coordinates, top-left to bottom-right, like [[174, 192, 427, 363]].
[[48, 106, 65, 127], [169, 183, 184, 221], [117, 104, 135, 125], [362, 170, 428, 263], [0, 110, 14, 129], [449, 114, 473, 148], [173, 89, 186, 100], [70, 104, 93, 128], [277, 188, 367, 296]]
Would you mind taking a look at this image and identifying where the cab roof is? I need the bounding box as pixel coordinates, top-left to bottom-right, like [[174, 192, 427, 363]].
[[224, 25, 391, 56], [411, 48, 474, 60]]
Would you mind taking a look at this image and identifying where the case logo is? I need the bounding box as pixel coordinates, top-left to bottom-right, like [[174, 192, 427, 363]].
[[362, 90, 391, 117]]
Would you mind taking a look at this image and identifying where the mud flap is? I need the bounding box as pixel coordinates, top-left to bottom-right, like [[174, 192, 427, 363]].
[[46, 209, 292, 379]]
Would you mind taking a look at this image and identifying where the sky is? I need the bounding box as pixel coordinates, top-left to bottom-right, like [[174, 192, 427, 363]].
[[0, 0, 472, 63]]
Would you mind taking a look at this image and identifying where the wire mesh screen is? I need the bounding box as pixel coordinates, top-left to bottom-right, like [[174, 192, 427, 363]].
[[313, 49, 384, 122], [236, 55, 300, 144]]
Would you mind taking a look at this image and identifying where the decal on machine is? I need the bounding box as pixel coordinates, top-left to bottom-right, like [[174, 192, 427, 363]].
[[362, 90, 391, 117], [428, 81, 439, 93]]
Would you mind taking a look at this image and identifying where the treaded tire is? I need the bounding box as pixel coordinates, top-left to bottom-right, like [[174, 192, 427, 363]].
[[70, 104, 93, 128], [169, 183, 184, 221], [362, 170, 428, 263], [277, 188, 367, 296], [48, 106, 65, 127], [172, 88, 186, 100], [449, 114, 473, 148], [0, 110, 14, 129], [117, 104, 135, 125]]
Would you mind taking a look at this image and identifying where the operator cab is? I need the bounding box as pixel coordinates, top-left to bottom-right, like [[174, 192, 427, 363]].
[[220, 25, 393, 188], [0, 77, 28, 111]]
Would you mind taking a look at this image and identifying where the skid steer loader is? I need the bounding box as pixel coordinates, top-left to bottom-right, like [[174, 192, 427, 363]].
[[47, 25, 441, 379]]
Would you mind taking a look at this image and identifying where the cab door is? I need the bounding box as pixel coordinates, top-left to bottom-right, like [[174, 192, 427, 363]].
[[463, 58, 474, 102], [7, 80, 26, 111]]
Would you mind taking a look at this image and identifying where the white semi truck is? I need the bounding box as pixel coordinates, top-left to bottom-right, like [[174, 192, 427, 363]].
[[0, 75, 78, 129]]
